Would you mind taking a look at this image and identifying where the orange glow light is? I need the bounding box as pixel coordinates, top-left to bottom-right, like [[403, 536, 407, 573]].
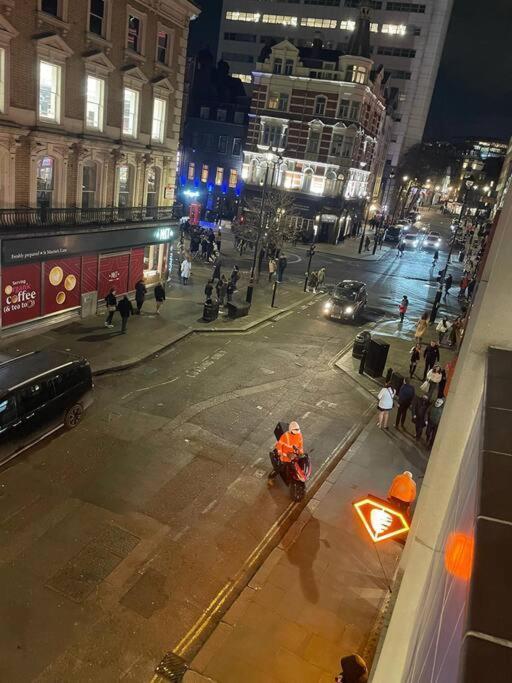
[[444, 532, 474, 581], [353, 495, 410, 543]]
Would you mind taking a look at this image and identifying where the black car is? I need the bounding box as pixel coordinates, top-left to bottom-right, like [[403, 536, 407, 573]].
[[323, 280, 367, 321], [383, 226, 402, 244], [0, 350, 93, 466]]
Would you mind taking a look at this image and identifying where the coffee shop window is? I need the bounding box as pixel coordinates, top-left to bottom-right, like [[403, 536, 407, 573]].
[[37, 156, 55, 208], [143, 243, 167, 285]]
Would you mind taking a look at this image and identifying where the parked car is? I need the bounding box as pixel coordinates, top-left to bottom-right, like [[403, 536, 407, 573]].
[[423, 231, 442, 250], [395, 220, 411, 232], [383, 226, 402, 243], [323, 280, 367, 321], [402, 232, 420, 249], [0, 350, 93, 467]]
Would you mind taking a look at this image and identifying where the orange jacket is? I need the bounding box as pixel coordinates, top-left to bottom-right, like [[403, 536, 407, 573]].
[[275, 431, 304, 462], [388, 474, 417, 504]]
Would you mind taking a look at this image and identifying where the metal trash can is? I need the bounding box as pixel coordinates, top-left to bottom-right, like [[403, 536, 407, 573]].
[[202, 300, 219, 322], [365, 338, 390, 378], [352, 330, 371, 359]]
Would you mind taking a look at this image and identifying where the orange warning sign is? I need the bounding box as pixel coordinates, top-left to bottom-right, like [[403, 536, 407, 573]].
[[353, 495, 410, 543]]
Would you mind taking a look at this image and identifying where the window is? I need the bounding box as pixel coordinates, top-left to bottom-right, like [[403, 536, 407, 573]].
[[349, 65, 367, 84], [273, 58, 282, 74], [301, 17, 337, 28], [229, 169, 238, 188], [151, 96, 166, 142], [341, 138, 353, 158], [123, 87, 139, 136], [187, 162, 195, 180], [0, 48, 5, 113], [377, 46, 416, 58], [325, 170, 337, 196], [268, 92, 289, 111], [146, 166, 160, 208], [217, 109, 227, 122], [215, 167, 223, 185], [306, 127, 321, 154], [37, 157, 55, 207], [0, 396, 17, 429], [118, 164, 132, 206], [81, 163, 97, 208], [18, 380, 53, 414], [338, 99, 349, 118], [346, 0, 381, 6], [261, 123, 284, 148], [314, 96, 327, 116], [381, 24, 407, 35], [200, 106, 210, 119], [221, 52, 254, 64], [232, 138, 242, 156], [52, 368, 81, 396], [201, 164, 209, 183], [218, 135, 228, 153], [349, 101, 361, 120], [339, 20, 356, 31], [234, 111, 244, 124], [224, 32, 257, 43], [85, 75, 104, 131], [232, 73, 252, 84], [284, 59, 294, 75], [156, 29, 170, 64], [330, 133, 344, 156], [385, 69, 412, 80], [41, 0, 59, 16], [89, 0, 106, 35], [127, 13, 142, 53], [261, 14, 298, 26], [386, 2, 426, 12], [39, 61, 61, 122], [302, 168, 313, 191], [225, 11, 261, 22]]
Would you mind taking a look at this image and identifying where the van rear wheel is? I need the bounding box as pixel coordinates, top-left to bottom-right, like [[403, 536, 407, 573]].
[[65, 403, 83, 429]]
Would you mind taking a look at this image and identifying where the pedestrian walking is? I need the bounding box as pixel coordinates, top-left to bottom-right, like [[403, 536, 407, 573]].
[[212, 255, 222, 282], [412, 394, 429, 440], [458, 273, 469, 299], [436, 318, 450, 345], [268, 257, 277, 282], [426, 398, 444, 448], [117, 295, 133, 334], [422, 340, 440, 380], [397, 242, 405, 258], [425, 364, 443, 402], [154, 282, 166, 314], [409, 342, 421, 378], [230, 265, 240, 290], [135, 278, 147, 314], [395, 378, 415, 430], [364, 236, 371, 251], [398, 295, 409, 322], [414, 313, 429, 344], [377, 383, 395, 430], [276, 253, 288, 283], [387, 470, 417, 516], [226, 279, 235, 303], [216, 228, 222, 253], [204, 279, 214, 301], [180, 256, 191, 285], [216, 274, 228, 307], [432, 250, 439, 267], [317, 267, 326, 288], [307, 270, 319, 293], [443, 273, 453, 300], [104, 288, 117, 328]]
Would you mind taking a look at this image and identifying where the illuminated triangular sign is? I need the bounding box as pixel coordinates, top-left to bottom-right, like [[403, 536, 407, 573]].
[[353, 494, 410, 543]]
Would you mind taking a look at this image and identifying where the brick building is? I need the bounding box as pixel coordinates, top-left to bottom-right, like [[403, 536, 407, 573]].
[[241, 6, 392, 242], [0, 0, 197, 333]]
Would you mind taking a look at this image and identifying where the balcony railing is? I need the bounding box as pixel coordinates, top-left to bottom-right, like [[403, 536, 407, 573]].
[[0, 205, 182, 231]]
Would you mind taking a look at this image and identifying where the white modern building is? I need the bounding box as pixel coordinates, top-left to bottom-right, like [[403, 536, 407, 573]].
[[217, 0, 454, 167]]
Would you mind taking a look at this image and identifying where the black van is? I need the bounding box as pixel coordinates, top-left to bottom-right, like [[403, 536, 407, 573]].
[[0, 350, 93, 466]]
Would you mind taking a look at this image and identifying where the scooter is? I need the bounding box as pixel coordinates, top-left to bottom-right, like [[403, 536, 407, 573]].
[[269, 447, 312, 502]]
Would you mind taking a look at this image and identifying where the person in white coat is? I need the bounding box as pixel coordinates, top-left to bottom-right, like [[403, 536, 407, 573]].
[[180, 257, 191, 285], [377, 383, 395, 429]]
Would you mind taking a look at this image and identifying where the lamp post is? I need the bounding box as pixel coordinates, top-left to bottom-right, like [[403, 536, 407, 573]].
[[246, 149, 282, 304], [358, 194, 371, 254], [429, 177, 474, 323], [391, 175, 408, 223], [304, 221, 318, 292]]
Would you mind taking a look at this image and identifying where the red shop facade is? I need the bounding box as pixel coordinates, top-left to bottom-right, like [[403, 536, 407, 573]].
[[0, 224, 176, 331]]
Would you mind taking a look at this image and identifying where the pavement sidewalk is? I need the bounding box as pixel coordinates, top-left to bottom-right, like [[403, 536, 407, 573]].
[[180, 417, 426, 683]]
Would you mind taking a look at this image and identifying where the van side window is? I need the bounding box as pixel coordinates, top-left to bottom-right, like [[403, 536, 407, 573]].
[[52, 368, 79, 395], [18, 380, 53, 414], [0, 396, 17, 429]]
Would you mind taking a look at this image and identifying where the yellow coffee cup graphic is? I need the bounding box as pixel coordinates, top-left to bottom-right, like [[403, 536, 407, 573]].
[[64, 274, 76, 291], [49, 266, 64, 286], [4, 285, 12, 296], [56, 291, 66, 305]]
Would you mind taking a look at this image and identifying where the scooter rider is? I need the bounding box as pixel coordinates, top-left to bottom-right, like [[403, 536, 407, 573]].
[[269, 421, 303, 479]]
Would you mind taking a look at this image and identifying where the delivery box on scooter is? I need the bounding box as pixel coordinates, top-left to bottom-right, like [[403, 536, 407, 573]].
[[274, 421, 289, 442]]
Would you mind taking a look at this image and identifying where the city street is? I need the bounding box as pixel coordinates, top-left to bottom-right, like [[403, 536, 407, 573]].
[[0, 210, 462, 681]]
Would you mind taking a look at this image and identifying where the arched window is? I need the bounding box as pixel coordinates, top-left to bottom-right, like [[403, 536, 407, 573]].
[[249, 159, 260, 184], [146, 166, 161, 209], [302, 168, 314, 192], [118, 164, 134, 207], [37, 156, 55, 208], [325, 170, 337, 196], [314, 96, 327, 116], [81, 162, 98, 209]]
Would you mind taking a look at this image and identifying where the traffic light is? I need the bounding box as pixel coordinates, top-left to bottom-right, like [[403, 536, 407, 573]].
[[309, 244, 316, 256]]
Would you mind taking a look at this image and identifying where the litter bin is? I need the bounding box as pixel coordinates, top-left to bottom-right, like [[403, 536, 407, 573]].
[[352, 330, 371, 359], [202, 300, 219, 322], [365, 338, 390, 378]]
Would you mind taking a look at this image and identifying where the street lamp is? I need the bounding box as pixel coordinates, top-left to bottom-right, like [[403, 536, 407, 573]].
[[304, 223, 318, 292], [358, 194, 371, 254], [246, 149, 282, 304], [391, 175, 409, 223], [429, 177, 475, 323]]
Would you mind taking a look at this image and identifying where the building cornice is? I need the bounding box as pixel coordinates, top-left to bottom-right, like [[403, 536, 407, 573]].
[[132, 0, 199, 27]]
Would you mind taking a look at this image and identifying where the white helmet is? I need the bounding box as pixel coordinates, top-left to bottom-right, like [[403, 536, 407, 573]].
[[403, 471, 413, 479], [289, 421, 301, 434]]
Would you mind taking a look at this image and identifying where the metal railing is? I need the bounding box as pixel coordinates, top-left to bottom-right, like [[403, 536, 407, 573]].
[[0, 204, 181, 230]]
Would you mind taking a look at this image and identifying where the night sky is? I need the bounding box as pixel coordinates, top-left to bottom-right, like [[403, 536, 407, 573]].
[[187, 0, 511, 143]]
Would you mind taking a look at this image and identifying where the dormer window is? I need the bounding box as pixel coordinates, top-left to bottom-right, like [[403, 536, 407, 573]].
[[349, 65, 367, 84], [284, 59, 294, 75], [273, 58, 282, 75]]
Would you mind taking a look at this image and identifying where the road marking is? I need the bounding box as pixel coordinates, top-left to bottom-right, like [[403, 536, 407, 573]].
[[302, 411, 311, 419], [121, 376, 179, 400], [252, 457, 262, 467], [316, 400, 337, 409], [201, 500, 218, 515], [172, 526, 190, 542], [260, 367, 275, 375]]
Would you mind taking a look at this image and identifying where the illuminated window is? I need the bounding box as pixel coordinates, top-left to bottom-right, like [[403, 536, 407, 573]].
[[187, 162, 195, 180], [151, 97, 166, 142], [225, 11, 261, 22], [156, 29, 170, 64], [117, 164, 133, 206], [268, 92, 289, 110], [37, 156, 55, 207], [301, 17, 337, 28], [370, 22, 379, 32], [39, 61, 61, 122], [339, 20, 356, 31], [229, 169, 238, 188], [232, 72, 252, 83], [122, 87, 139, 136], [85, 75, 104, 131], [215, 167, 223, 185], [201, 164, 209, 183], [381, 23, 407, 35], [350, 65, 367, 84], [127, 11, 145, 53], [262, 14, 298, 26]]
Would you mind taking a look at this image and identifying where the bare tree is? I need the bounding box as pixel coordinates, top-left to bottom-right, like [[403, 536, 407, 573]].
[[239, 188, 297, 253]]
